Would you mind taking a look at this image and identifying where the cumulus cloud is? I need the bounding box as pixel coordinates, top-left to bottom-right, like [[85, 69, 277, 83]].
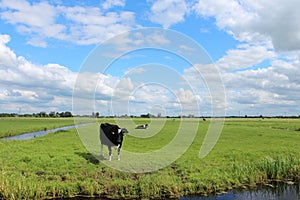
[[59, 6, 136, 45], [149, 0, 188, 28], [1, 33, 199, 116], [0, 0, 137, 46], [0, 34, 18, 66], [217, 44, 275, 72], [0, 34, 120, 113], [126, 84, 178, 115], [190, 0, 300, 115], [101, 0, 125, 10], [0, 0, 66, 47], [0, 34, 76, 112], [221, 57, 300, 116], [125, 67, 147, 75], [193, 0, 300, 51], [181, 41, 300, 116]]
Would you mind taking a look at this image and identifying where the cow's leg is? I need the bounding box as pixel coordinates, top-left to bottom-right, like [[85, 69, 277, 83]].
[[117, 147, 121, 161], [100, 144, 104, 157], [108, 146, 112, 161]]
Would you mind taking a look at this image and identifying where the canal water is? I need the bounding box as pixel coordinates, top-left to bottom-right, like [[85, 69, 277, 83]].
[[1, 123, 94, 140], [181, 183, 299, 200]]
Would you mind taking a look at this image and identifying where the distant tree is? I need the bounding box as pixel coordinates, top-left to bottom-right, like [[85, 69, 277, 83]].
[[141, 113, 151, 118], [0, 113, 17, 117], [37, 112, 48, 117], [157, 113, 162, 118], [49, 111, 56, 118], [63, 111, 73, 117], [260, 114, 263, 119], [59, 112, 65, 117]]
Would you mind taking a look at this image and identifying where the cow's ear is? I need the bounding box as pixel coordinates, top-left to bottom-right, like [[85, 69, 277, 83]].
[[122, 128, 128, 134], [118, 129, 122, 134]]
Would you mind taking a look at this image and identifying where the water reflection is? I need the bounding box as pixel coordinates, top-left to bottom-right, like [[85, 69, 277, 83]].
[[181, 183, 299, 200]]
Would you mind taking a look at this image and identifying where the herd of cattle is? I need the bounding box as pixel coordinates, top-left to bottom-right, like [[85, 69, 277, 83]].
[[100, 122, 148, 161]]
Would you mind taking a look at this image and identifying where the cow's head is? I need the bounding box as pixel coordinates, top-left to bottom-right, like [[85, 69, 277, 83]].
[[117, 128, 128, 143]]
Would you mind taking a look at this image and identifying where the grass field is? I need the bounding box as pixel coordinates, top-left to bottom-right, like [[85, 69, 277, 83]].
[[0, 118, 76, 138], [0, 118, 299, 199]]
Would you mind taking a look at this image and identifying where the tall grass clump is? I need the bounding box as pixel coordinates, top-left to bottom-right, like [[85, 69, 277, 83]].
[[256, 156, 300, 181], [230, 155, 300, 187], [0, 167, 7, 199]]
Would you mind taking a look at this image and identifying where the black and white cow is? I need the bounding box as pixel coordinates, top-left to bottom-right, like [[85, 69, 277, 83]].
[[135, 124, 148, 129], [100, 123, 128, 161]]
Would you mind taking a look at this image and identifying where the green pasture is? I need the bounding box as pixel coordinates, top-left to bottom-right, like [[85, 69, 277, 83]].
[[0, 118, 299, 199], [0, 117, 93, 138], [0, 118, 75, 138]]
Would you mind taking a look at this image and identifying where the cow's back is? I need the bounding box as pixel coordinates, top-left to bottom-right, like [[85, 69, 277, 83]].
[[100, 123, 118, 146]]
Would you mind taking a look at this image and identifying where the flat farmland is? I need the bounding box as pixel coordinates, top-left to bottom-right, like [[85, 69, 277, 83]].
[[0, 118, 75, 138], [0, 118, 299, 199]]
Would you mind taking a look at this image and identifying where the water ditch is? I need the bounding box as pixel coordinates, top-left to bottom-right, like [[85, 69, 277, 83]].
[[181, 183, 299, 200], [59, 183, 299, 199], [1, 123, 95, 140]]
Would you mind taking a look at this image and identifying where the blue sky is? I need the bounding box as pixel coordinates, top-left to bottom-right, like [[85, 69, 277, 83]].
[[1, 0, 300, 116]]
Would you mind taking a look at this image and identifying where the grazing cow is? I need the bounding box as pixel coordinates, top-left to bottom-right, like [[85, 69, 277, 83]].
[[100, 123, 128, 161], [135, 124, 148, 129]]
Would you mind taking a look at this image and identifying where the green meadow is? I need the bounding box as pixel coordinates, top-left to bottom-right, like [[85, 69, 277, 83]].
[[0, 118, 75, 138], [0, 118, 299, 199]]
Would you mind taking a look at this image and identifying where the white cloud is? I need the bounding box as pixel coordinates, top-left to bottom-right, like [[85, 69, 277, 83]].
[[0, 34, 189, 115], [0, 0, 58, 27], [149, 0, 188, 28], [0, 0, 66, 46], [125, 67, 147, 75], [99, 30, 172, 59], [0, 34, 18, 67], [0, 34, 75, 112], [190, 0, 300, 115], [180, 45, 195, 52], [0, 0, 137, 46], [182, 43, 300, 116], [145, 31, 171, 45], [0, 34, 127, 114], [127, 84, 177, 114], [101, 0, 125, 10], [26, 37, 48, 48], [193, 0, 300, 51], [59, 6, 136, 45], [217, 44, 275, 72], [222, 57, 300, 115]]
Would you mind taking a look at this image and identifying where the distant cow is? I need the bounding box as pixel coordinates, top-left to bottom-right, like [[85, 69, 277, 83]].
[[100, 123, 128, 161], [135, 124, 148, 129]]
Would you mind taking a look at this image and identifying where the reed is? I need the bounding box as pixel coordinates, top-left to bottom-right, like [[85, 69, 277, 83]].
[[256, 156, 300, 180]]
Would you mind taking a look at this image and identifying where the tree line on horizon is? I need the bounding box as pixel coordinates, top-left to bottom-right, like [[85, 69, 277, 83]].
[[0, 111, 73, 118], [0, 112, 299, 119]]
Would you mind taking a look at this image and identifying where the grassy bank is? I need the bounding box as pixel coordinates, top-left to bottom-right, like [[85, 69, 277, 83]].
[[0, 117, 92, 138], [0, 118, 299, 199]]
